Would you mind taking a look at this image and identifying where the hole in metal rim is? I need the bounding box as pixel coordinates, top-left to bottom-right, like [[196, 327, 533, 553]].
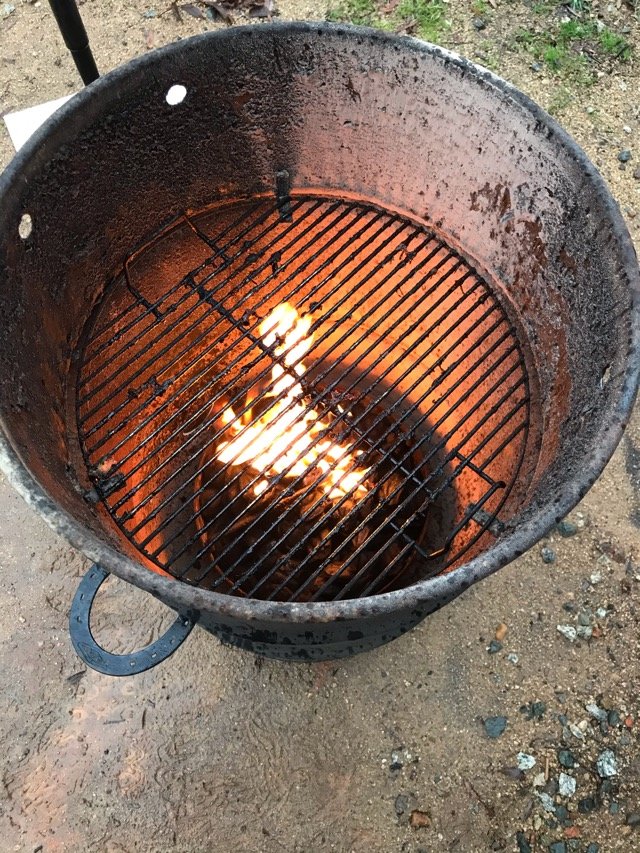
[[166, 84, 187, 106], [18, 213, 32, 240]]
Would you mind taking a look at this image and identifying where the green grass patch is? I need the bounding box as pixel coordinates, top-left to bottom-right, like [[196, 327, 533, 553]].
[[395, 0, 447, 40], [599, 27, 631, 58], [327, 0, 383, 26], [514, 15, 631, 82], [327, 0, 447, 42], [471, 0, 489, 16]]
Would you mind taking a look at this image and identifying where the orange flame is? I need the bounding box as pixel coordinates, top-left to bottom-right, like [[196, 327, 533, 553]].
[[216, 303, 370, 500]]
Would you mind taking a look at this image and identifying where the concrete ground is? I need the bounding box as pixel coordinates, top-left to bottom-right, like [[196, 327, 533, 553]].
[[1, 1, 639, 851]]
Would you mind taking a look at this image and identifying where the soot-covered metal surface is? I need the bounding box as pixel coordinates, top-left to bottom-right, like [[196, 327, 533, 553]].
[[0, 24, 637, 660]]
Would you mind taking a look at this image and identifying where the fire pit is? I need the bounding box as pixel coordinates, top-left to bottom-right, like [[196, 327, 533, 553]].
[[0, 23, 638, 672]]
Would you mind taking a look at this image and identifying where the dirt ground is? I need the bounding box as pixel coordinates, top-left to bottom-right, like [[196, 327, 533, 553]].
[[1, 1, 640, 851]]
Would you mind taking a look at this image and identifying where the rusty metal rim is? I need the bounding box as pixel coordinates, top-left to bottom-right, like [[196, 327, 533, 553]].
[[0, 22, 638, 624]]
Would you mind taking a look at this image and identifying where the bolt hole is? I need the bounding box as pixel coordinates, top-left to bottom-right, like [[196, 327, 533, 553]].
[[19, 213, 32, 240], [165, 84, 187, 106]]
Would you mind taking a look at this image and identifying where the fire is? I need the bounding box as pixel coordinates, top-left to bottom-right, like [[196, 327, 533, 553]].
[[216, 303, 370, 500]]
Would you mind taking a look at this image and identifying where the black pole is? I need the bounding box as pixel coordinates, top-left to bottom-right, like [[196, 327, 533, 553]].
[[48, 0, 99, 85]]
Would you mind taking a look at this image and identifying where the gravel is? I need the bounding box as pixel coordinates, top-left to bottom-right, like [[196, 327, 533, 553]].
[[556, 520, 578, 537], [557, 625, 577, 642], [558, 772, 576, 797], [558, 749, 576, 768], [517, 752, 536, 770], [537, 792, 556, 812], [578, 797, 596, 814], [586, 703, 607, 721], [626, 812, 640, 827], [618, 150, 632, 162], [484, 716, 507, 738], [541, 546, 556, 564], [596, 749, 618, 778]]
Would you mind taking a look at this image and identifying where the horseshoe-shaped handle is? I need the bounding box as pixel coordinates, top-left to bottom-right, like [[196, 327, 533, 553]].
[[69, 565, 195, 676]]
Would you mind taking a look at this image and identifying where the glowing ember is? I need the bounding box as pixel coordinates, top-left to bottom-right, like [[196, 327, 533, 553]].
[[215, 303, 370, 500]]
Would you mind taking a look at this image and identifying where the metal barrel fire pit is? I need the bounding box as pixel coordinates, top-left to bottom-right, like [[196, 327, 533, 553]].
[[0, 23, 638, 672]]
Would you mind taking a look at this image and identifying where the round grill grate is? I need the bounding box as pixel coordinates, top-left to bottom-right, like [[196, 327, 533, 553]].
[[76, 193, 531, 602]]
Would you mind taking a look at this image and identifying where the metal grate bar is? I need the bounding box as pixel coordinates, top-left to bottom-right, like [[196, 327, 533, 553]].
[[298, 379, 527, 602], [83, 202, 400, 460], [163, 259, 474, 568], [79, 198, 336, 425], [337, 413, 529, 600], [79, 199, 273, 378], [242, 350, 526, 599], [77, 193, 532, 602], [107, 212, 426, 519], [205, 330, 520, 594]]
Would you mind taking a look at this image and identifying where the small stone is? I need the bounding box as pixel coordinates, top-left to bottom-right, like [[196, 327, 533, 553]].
[[599, 779, 613, 797], [517, 752, 536, 770], [558, 749, 576, 768], [633, 165, 640, 180], [555, 805, 570, 822], [577, 625, 593, 640], [610, 802, 620, 814], [495, 622, 508, 641], [538, 792, 556, 813], [558, 772, 576, 797], [556, 520, 578, 537], [608, 709, 622, 727], [142, 8, 157, 16], [626, 812, 640, 828], [1, 3, 15, 17], [586, 845, 600, 853], [549, 841, 566, 853], [484, 716, 507, 738], [618, 150, 632, 163], [568, 723, 585, 740], [596, 749, 617, 778], [541, 546, 556, 564], [586, 703, 607, 721], [507, 653, 519, 664], [521, 701, 546, 720], [533, 772, 546, 787], [488, 639, 503, 654], [395, 794, 409, 815], [472, 16, 487, 29], [623, 125, 632, 134], [409, 809, 431, 829], [595, 607, 608, 619], [625, 715, 634, 728], [530, 62, 542, 72], [578, 611, 592, 626], [578, 797, 596, 814], [516, 832, 533, 853], [564, 826, 581, 839], [557, 625, 577, 642], [590, 572, 603, 585]]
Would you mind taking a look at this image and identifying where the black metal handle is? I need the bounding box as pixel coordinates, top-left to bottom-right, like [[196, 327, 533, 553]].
[[69, 565, 195, 676], [48, 0, 99, 85]]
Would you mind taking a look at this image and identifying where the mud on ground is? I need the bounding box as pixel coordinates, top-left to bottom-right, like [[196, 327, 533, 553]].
[[1, 1, 639, 851]]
